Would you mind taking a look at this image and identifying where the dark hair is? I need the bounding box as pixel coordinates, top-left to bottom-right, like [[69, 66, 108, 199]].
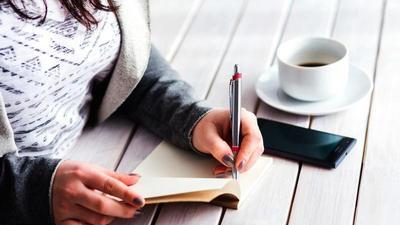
[[0, 0, 118, 29]]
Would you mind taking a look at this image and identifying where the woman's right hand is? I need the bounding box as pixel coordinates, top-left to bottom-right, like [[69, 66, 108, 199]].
[[52, 160, 144, 225]]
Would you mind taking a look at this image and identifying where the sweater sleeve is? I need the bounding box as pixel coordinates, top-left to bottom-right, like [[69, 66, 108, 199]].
[[118, 45, 212, 151], [0, 152, 62, 225]]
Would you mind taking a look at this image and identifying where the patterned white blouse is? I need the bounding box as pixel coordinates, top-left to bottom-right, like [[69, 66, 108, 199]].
[[0, 0, 121, 157]]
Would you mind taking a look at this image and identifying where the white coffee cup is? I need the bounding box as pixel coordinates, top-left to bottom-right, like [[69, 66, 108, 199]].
[[277, 37, 349, 101]]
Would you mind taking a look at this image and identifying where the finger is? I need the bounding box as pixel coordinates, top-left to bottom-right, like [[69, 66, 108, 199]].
[[103, 170, 141, 186], [240, 109, 261, 137], [236, 135, 262, 171], [75, 186, 138, 218], [61, 219, 91, 225], [82, 169, 145, 207], [92, 166, 141, 186], [209, 137, 235, 168], [71, 204, 114, 225], [239, 143, 263, 173], [236, 110, 264, 171], [200, 121, 236, 167]]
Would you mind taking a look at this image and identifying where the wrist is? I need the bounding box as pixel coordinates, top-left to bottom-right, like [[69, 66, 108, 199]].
[[188, 107, 214, 155]]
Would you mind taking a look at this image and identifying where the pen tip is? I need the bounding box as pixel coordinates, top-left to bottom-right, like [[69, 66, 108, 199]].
[[234, 64, 239, 74]]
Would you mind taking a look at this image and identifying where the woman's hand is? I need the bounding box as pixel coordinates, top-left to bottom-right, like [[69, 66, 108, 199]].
[[192, 108, 264, 173], [52, 160, 145, 225]]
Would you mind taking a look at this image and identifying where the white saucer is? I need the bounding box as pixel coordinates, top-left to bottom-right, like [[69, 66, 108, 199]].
[[255, 64, 373, 116]]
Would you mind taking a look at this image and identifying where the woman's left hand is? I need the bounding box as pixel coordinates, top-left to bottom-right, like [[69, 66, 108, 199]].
[[192, 108, 264, 173]]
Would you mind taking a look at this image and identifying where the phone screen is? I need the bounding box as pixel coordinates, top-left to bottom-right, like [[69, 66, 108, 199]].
[[257, 118, 356, 168]]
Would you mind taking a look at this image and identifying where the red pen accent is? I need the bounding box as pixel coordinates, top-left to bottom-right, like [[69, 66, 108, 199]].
[[232, 73, 242, 80], [231, 145, 240, 153]]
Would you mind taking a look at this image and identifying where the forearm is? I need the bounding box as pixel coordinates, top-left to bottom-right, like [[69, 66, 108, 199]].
[[119, 45, 212, 151], [0, 152, 62, 225]]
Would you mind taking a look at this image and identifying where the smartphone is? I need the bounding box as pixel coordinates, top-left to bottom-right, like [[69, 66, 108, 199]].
[[257, 118, 356, 168]]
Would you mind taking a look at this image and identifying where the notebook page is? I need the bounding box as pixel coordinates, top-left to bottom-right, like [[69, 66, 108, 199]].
[[131, 141, 272, 199]]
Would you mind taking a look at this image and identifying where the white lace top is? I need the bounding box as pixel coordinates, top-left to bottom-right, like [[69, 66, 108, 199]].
[[0, 0, 121, 157]]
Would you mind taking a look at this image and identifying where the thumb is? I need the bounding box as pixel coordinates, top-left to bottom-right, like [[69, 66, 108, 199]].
[[208, 137, 235, 168]]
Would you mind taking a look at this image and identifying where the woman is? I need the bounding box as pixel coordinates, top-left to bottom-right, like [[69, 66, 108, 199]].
[[0, 0, 264, 224]]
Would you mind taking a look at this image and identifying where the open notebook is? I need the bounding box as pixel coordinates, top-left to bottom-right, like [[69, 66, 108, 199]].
[[129, 141, 273, 209]]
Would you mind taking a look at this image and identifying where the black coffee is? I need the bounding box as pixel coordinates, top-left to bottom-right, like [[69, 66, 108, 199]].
[[298, 62, 327, 67]]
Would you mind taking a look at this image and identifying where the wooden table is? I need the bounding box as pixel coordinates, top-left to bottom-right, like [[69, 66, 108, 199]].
[[65, 0, 400, 224]]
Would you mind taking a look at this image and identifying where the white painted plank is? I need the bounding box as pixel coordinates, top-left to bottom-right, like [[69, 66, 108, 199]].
[[112, 205, 158, 225], [354, 1, 400, 224], [156, 203, 221, 225], [65, 116, 134, 170], [150, 0, 203, 60], [218, 0, 339, 224], [167, 0, 246, 100], [288, 0, 384, 224], [115, 0, 245, 225], [205, 0, 290, 111]]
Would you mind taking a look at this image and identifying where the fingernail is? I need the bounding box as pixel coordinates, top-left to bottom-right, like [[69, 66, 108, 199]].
[[129, 173, 141, 178], [132, 198, 145, 207], [238, 160, 246, 171], [222, 154, 235, 167], [133, 210, 142, 218]]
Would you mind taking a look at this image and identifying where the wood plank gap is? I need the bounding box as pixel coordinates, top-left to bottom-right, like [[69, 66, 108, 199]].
[[253, 0, 295, 114], [203, 0, 250, 100], [328, 0, 342, 37], [113, 124, 138, 170], [358, 0, 387, 166], [352, 1, 388, 224], [167, 0, 205, 62], [217, 208, 226, 225], [285, 164, 302, 225], [150, 204, 163, 225]]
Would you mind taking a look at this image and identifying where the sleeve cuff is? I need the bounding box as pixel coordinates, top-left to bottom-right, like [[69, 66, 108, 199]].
[[48, 159, 65, 224]]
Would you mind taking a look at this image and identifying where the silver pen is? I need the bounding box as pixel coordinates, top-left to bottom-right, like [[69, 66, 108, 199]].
[[229, 64, 241, 180]]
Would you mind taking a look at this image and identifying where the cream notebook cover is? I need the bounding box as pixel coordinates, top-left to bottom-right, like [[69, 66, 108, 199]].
[[130, 141, 273, 209]]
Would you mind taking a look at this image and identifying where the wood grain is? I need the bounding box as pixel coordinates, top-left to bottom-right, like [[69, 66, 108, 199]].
[[355, 0, 400, 224], [64, 115, 135, 170], [157, 203, 221, 225], [288, 1, 384, 225]]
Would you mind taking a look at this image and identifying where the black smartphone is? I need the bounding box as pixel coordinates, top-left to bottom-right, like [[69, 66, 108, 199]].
[[257, 118, 356, 168]]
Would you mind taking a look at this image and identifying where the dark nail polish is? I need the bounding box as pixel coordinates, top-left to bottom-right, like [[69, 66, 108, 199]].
[[238, 160, 246, 171], [129, 173, 141, 178], [132, 198, 144, 207], [222, 154, 235, 167]]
